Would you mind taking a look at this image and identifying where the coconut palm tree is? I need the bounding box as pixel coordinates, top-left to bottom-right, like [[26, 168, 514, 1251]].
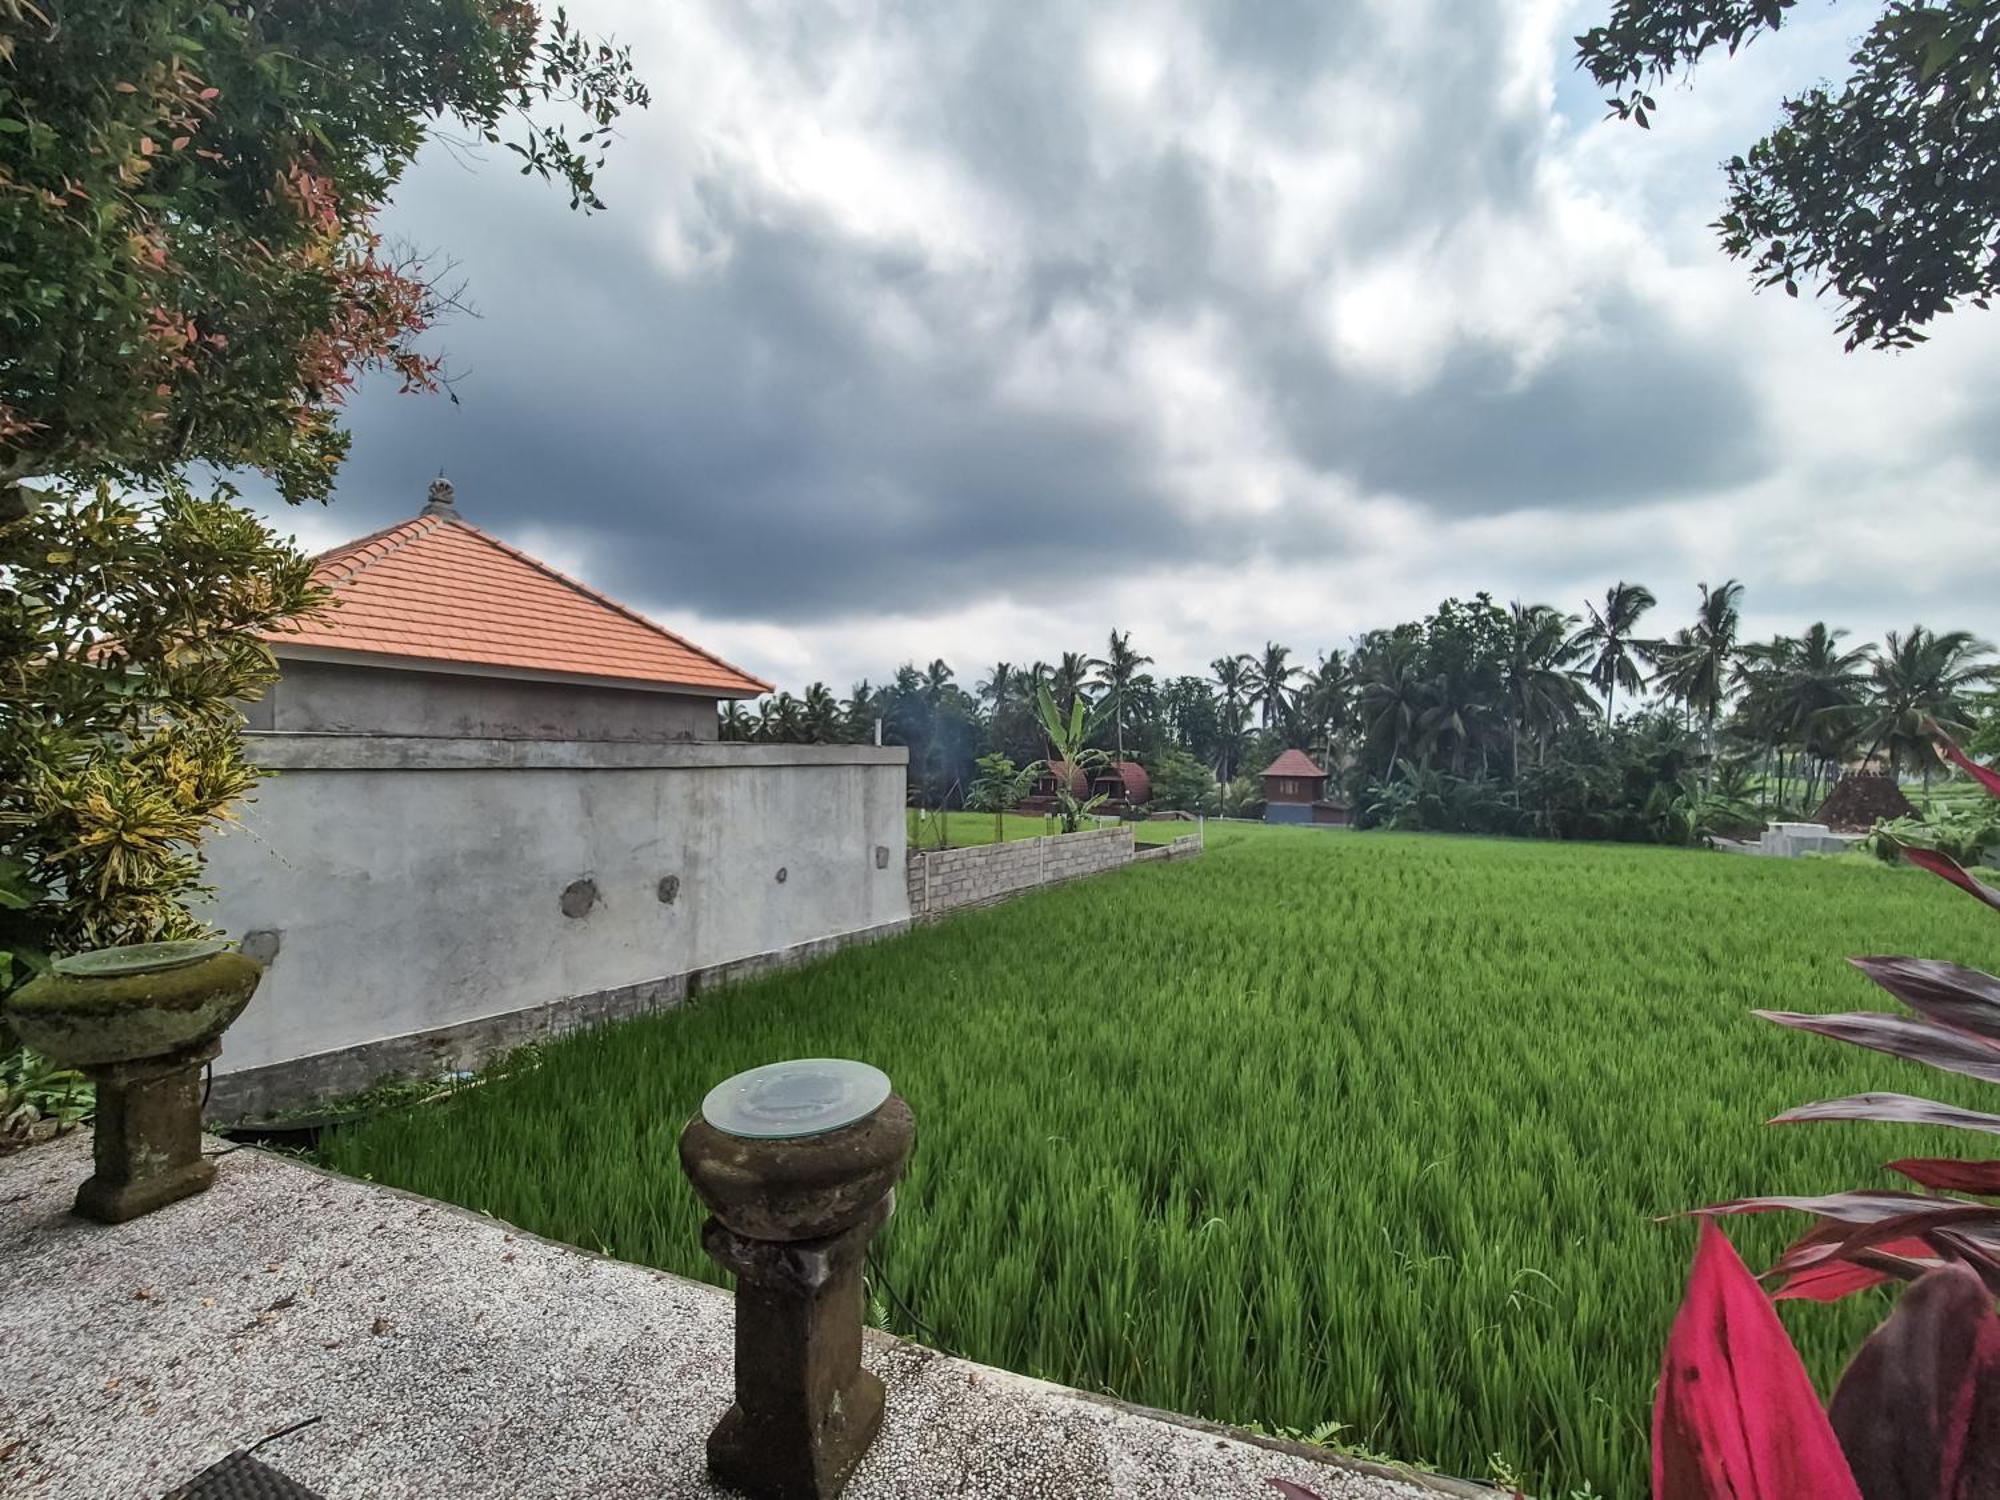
[[842, 680, 879, 740], [1247, 641, 1297, 729], [1651, 580, 1743, 782], [720, 700, 753, 741], [1049, 651, 1093, 719], [756, 692, 806, 743], [1858, 626, 1998, 784], [1209, 654, 1252, 778], [1089, 629, 1153, 760], [975, 662, 1020, 715], [1570, 581, 1659, 722], [801, 682, 842, 743], [1355, 635, 1428, 778], [1298, 651, 1352, 767], [1501, 602, 1591, 776]]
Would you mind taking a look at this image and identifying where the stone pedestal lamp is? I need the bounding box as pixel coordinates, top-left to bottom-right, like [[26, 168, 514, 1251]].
[[3, 939, 263, 1223], [679, 1059, 914, 1500]]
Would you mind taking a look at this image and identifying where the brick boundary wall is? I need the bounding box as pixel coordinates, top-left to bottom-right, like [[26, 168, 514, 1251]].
[[907, 827, 1202, 917]]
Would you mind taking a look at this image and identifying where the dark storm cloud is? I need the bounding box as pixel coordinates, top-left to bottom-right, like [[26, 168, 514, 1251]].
[[1291, 299, 1771, 511], [304, 0, 1784, 624], [320, 213, 1267, 619]]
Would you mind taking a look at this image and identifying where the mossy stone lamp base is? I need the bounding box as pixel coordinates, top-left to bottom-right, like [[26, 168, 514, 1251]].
[[3, 942, 262, 1225], [76, 1039, 222, 1223], [701, 1196, 892, 1500], [680, 1061, 914, 1500]]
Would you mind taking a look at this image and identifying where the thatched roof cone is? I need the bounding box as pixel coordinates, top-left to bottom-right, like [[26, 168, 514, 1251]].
[[1813, 772, 1917, 832]]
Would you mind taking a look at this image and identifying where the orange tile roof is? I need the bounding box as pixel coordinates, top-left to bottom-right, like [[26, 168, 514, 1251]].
[[1262, 748, 1324, 778], [266, 514, 772, 697]]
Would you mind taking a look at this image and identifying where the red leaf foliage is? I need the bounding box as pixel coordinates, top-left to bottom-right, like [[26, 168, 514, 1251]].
[[1829, 1264, 2000, 1500], [1850, 957, 2000, 1045], [1889, 1159, 2000, 1195], [1773, 1093, 2000, 1137], [1899, 846, 2000, 916], [1754, 1009, 2000, 1086], [1931, 726, 2000, 802], [1654, 1222, 1862, 1499]]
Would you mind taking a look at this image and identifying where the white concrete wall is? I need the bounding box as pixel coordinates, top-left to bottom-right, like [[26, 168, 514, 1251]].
[[244, 657, 721, 741], [199, 736, 909, 1079]]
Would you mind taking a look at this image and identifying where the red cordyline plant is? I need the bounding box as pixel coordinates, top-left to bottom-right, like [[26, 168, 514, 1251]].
[[1271, 728, 2000, 1500], [1656, 724, 2000, 1499]]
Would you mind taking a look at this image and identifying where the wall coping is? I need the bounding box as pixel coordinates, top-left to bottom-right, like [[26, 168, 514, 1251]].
[[241, 732, 911, 773]]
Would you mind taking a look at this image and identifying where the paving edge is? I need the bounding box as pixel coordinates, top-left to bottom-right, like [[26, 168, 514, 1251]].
[[272, 1146, 1494, 1497]]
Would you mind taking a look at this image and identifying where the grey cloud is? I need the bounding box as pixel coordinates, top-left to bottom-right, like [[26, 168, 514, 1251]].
[[292, 0, 1788, 630]]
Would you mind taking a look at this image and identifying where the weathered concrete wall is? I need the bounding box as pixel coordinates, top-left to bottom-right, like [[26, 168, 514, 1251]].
[[906, 827, 1200, 916], [244, 656, 720, 741], [1756, 821, 1863, 858], [198, 735, 908, 1113]]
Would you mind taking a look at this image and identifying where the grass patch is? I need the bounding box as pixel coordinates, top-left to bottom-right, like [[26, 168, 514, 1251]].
[[323, 823, 2000, 1496]]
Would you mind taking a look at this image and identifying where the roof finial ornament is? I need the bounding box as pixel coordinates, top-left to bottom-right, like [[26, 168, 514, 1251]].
[[422, 473, 457, 518]]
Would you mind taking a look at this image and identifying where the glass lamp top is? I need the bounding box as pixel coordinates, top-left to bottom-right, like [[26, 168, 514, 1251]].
[[701, 1058, 892, 1140], [52, 938, 231, 978]]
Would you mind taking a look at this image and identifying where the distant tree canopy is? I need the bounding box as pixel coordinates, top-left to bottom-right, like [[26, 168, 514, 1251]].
[[0, 0, 648, 515], [1579, 0, 2000, 349], [731, 593, 1998, 847]]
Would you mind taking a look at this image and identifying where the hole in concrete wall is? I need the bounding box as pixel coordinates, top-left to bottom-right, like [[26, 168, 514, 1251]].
[[774, 867, 788, 884], [874, 845, 890, 869], [657, 874, 681, 905], [241, 929, 282, 965], [560, 878, 599, 918]]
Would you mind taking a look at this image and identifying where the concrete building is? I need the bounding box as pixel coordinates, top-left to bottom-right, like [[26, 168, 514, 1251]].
[[201, 480, 910, 1117], [247, 477, 767, 740], [1261, 749, 1348, 825]]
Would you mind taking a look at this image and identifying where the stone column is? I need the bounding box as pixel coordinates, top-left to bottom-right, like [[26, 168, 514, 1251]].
[[680, 1092, 915, 1500], [77, 1040, 221, 1223]]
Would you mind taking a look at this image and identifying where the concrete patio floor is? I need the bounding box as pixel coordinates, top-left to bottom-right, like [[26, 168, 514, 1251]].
[[0, 1135, 1484, 1500]]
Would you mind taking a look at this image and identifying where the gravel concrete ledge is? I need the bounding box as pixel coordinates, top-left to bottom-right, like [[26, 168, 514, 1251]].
[[0, 1135, 1482, 1500]]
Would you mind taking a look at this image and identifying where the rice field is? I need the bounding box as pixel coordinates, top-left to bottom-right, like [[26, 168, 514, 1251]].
[[323, 824, 2000, 1496]]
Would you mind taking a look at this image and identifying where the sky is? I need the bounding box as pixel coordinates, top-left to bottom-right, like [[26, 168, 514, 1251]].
[[245, 0, 2000, 694]]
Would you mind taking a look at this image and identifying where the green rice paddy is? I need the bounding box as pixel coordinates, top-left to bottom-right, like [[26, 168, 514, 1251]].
[[324, 824, 2000, 1496]]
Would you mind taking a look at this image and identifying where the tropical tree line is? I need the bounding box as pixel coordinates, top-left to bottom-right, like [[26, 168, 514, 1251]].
[[724, 583, 1998, 846]]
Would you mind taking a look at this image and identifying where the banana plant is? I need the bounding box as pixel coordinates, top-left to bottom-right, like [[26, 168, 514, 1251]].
[[1034, 683, 1110, 834]]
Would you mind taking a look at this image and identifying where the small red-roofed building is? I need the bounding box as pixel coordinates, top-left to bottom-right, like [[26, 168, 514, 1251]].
[[249, 477, 769, 741], [1261, 748, 1349, 825], [201, 477, 910, 1119]]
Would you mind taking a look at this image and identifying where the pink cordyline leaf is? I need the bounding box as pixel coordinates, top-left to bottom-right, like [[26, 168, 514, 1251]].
[[1759, 1208, 2000, 1305], [1898, 845, 2000, 916], [1889, 1158, 2000, 1195], [1850, 956, 2000, 1045], [1695, 1191, 1993, 1227], [1754, 1009, 2000, 1086], [1829, 1263, 2000, 1500], [1772, 1093, 2000, 1136], [1774, 1254, 1924, 1303], [1929, 721, 2000, 802], [1654, 1221, 1862, 1499], [1765, 1214, 1970, 1280], [1769, 1219, 1940, 1300]]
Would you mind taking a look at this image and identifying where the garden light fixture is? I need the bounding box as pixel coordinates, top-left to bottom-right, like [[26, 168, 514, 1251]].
[[3, 938, 263, 1223], [679, 1058, 914, 1500]]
